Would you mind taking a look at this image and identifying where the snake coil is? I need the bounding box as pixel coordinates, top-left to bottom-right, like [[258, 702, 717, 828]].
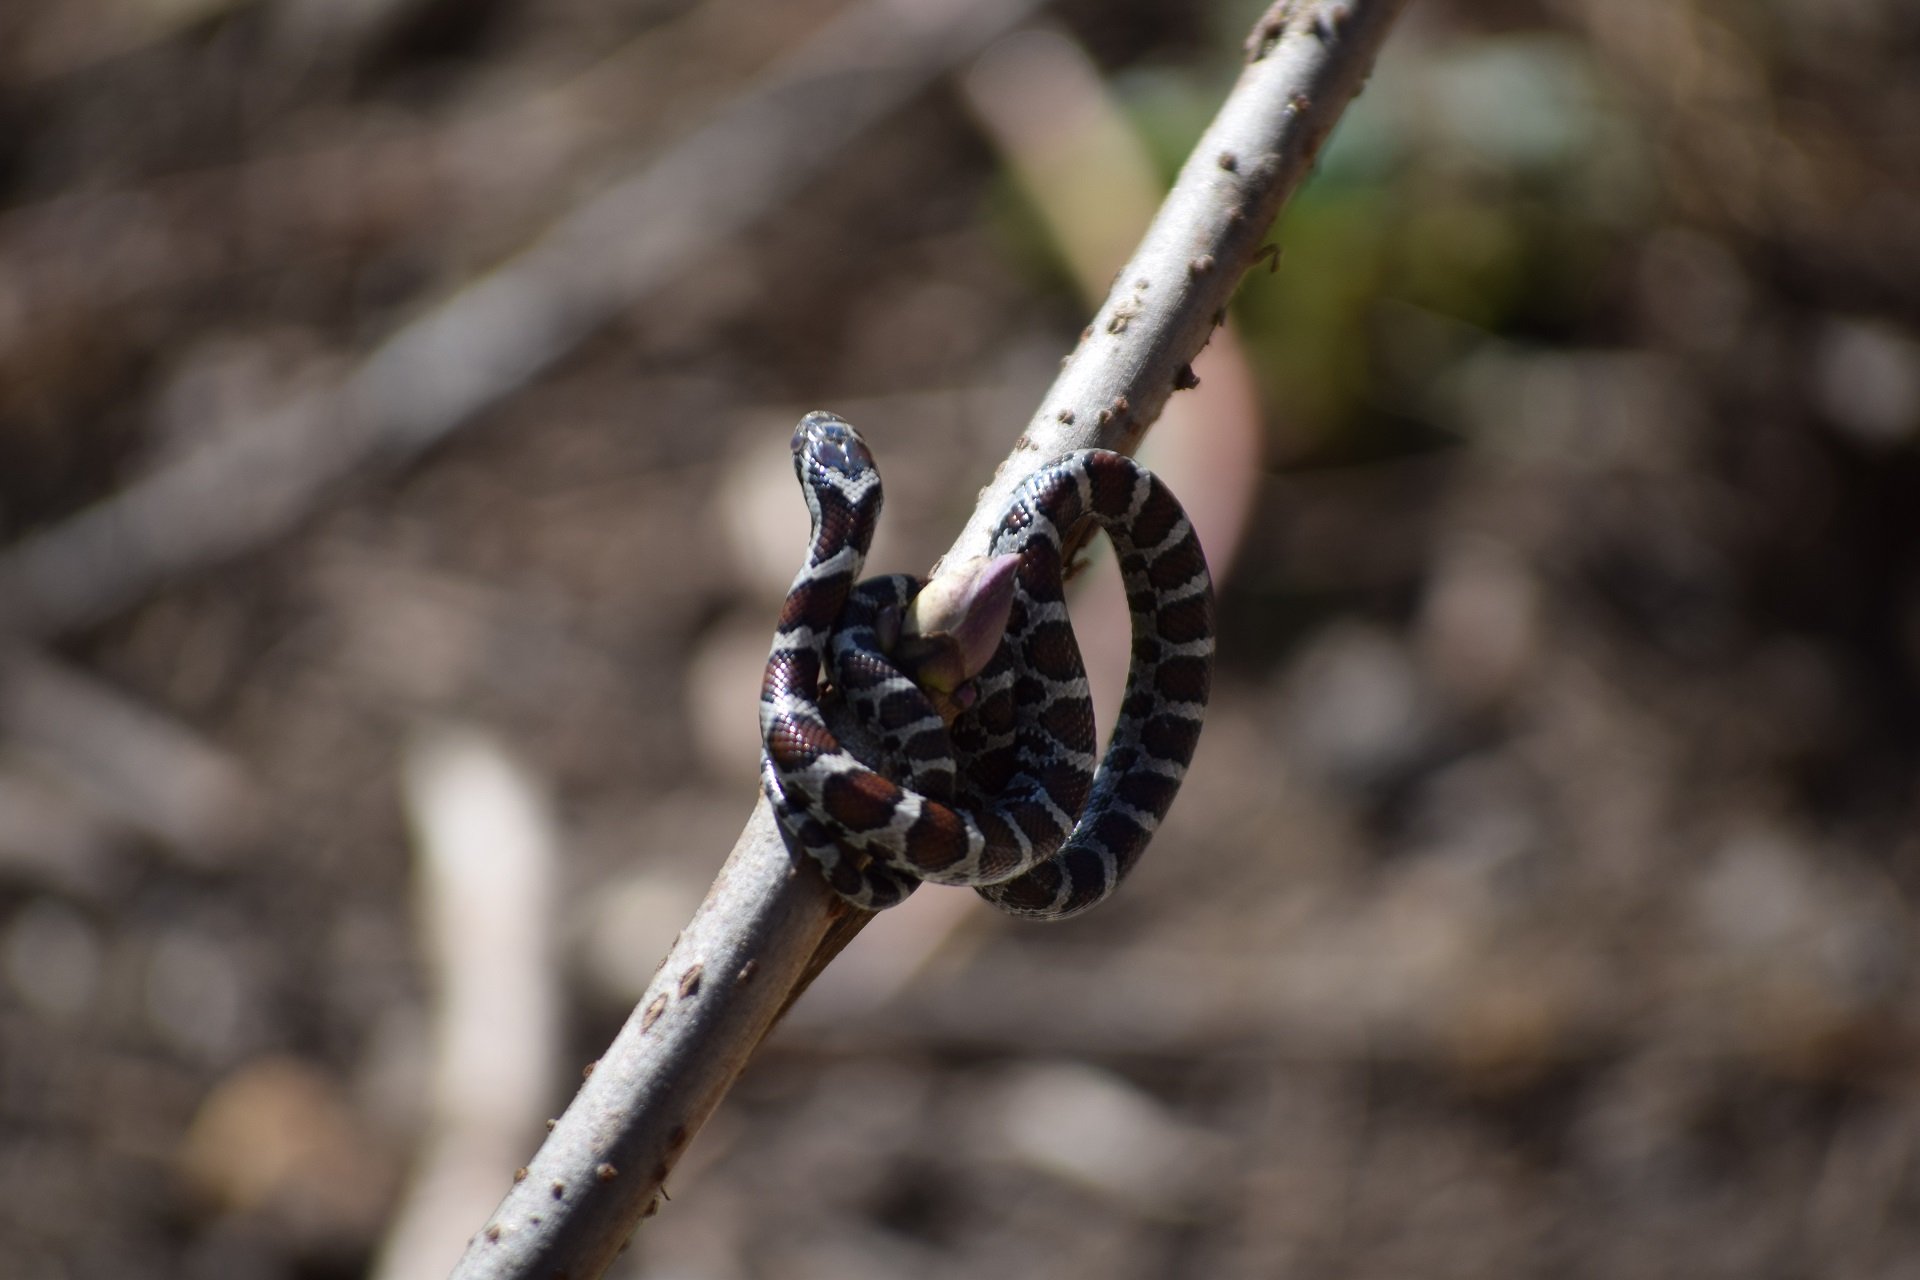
[[760, 411, 1213, 919]]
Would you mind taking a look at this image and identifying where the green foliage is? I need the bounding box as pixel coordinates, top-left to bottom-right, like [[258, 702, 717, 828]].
[[991, 30, 1661, 467]]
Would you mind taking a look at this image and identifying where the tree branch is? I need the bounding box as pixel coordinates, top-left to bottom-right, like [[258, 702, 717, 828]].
[[450, 2, 1413, 1277]]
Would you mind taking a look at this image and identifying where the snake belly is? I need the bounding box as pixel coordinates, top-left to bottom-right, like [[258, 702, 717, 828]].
[[759, 411, 1213, 920]]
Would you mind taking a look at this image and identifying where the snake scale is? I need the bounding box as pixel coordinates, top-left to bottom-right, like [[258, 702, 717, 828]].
[[759, 411, 1213, 919]]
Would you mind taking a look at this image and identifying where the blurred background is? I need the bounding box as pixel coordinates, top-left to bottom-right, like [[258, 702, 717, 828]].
[[4, 0, 1920, 1276]]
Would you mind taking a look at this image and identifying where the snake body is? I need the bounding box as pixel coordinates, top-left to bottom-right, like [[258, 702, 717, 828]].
[[760, 411, 1213, 919]]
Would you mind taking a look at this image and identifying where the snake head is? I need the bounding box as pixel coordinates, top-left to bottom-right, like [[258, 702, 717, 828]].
[[791, 410, 875, 481]]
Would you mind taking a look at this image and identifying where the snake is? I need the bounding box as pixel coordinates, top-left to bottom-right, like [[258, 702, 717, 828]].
[[759, 411, 1213, 920]]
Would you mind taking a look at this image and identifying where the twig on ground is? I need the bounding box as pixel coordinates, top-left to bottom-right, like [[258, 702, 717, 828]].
[[0, 647, 262, 866], [451, 3, 1414, 1277], [372, 726, 563, 1280]]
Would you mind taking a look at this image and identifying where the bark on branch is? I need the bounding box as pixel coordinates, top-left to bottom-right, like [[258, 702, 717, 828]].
[[450, 3, 1412, 1276]]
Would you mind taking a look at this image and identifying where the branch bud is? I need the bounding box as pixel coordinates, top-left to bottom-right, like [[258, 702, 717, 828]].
[[893, 554, 1020, 717]]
